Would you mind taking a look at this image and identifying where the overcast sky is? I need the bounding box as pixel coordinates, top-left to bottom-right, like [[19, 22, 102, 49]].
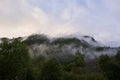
[[0, 0, 120, 46]]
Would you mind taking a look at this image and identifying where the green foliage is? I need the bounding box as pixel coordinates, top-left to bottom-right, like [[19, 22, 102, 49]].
[[98, 54, 120, 80], [26, 68, 35, 80], [98, 55, 110, 70], [115, 50, 120, 64], [78, 73, 107, 80], [63, 51, 86, 77], [0, 40, 30, 80], [39, 58, 63, 80], [75, 51, 86, 68], [23, 34, 49, 45], [1, 36, 120, 80], [96, 47, 104, 51], [31, 55, 46, 79], [63, 73, 107, 80], [63, 72, 79, 80], [51, 38, 81, 47], [32, 55, 45, 66]]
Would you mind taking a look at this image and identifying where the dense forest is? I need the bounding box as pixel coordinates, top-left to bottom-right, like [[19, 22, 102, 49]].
[[0, 35, 120, 80]]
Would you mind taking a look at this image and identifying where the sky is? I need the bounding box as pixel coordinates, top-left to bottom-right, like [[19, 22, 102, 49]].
[[0, 0, 120, 47]]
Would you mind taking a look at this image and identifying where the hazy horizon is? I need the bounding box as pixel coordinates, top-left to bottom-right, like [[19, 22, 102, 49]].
[[0, 0, 120, 47]]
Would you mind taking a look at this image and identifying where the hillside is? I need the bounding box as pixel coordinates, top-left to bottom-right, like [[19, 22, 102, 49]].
[[0, 34, 119, 61], [0, 34, 120, 80]]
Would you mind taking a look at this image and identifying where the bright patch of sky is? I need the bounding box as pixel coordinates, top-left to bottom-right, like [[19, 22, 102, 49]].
[[0, 0, 120, 47]]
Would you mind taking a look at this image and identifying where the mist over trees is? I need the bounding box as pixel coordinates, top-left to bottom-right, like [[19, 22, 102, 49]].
[[0, 35, 120, 80]]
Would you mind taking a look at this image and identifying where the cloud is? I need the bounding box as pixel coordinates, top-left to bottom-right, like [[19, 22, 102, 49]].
[[0, 0, 120, 46], [0, 0, 74, 38]]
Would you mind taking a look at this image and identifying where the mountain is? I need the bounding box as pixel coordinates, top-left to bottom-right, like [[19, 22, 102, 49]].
[[0, 34, 119, 62]]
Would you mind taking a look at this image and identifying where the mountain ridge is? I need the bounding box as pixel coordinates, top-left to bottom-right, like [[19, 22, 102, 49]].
[[0, 34, 119, 61]]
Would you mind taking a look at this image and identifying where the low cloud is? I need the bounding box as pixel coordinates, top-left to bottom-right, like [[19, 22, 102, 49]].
[[0, 0, 120, 46]]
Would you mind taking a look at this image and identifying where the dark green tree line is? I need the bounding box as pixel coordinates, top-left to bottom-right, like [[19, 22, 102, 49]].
[[0, 40, 30, 80]]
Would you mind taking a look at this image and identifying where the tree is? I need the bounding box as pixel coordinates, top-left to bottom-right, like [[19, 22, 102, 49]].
[[98, 55, 120, 80], [75, 51, 85, 68], [0, 40, 30, 80], [70, 51, 86, 74], [39, 58, 63, 80], [26, 68, 35, 80], [23, 34, 49, 45], [98, 55, 110, 72], [115, 50, 120, 64]]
